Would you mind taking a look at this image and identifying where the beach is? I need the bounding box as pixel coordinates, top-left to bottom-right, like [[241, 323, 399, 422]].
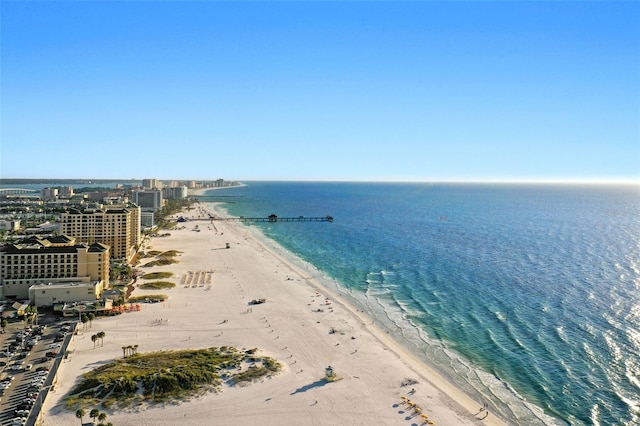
[[42, 202, 504, 426]]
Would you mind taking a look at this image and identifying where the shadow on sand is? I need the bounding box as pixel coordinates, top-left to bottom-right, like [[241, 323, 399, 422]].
[[290, 379, 329, 395]]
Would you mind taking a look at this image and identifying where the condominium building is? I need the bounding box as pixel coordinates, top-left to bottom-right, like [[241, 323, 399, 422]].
[[0, 235, 110, 300], [162, 186, 188, 200], [59, 206, 141, 260], [41, 186, 74, 199], [142, 178, 161, 190]]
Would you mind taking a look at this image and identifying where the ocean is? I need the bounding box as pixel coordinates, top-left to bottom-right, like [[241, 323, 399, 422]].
[[201, 182, 640, 426]]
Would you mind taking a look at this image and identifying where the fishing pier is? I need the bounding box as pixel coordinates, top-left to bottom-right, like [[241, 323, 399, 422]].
[[214, 214, 333, 223]]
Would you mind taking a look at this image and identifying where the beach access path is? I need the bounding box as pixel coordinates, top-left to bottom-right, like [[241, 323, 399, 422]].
[[41, 203, 504, 425]]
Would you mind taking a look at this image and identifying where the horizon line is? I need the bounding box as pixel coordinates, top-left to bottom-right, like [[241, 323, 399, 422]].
[[2, 177, 639, 185]]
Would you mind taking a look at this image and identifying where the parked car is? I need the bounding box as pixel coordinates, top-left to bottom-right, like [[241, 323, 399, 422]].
[[45, 351, 57, 358], [17, 402, 33, 410]]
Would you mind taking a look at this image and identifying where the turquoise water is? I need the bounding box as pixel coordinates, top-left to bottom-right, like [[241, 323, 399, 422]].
[[203, 182, 640, 425]]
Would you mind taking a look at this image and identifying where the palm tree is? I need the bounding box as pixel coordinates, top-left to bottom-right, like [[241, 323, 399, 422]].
[[133, 344, 139, 355], [89, 408, 100, 424], [75, 408, 85, 425], [1, 318, 7, 334], [122, 346, 127, 358], [97, 331, 106, 347], [91, 334, 98, 349], [81, 313, 89, 330], [87, 312, 95, 328], [98, 412, 107, 423]]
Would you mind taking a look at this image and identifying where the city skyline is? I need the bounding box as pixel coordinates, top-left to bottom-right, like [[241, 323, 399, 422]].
[[2, 1, 639, 183]]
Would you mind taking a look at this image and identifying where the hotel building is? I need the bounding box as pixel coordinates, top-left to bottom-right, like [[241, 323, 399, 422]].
[[59, 206, 141, 261], [0, 235, 109, 300]]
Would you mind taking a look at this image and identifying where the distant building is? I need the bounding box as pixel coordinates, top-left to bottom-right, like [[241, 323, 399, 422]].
[[162, 186, 188, 200], [132, 190, 163, 211], [86, 191, 112, 202], [41, 186, 74, 199], [59, 206, 140, 260], [58, 186, 74, 197], [132, 190, 163, 230], [41, 187, 58, 200], [0, 236, 109, 300], [140, 211, 156, 228], [142, 178, 161, 190]]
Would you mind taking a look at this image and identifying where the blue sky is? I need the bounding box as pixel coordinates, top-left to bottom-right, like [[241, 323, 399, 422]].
[[2, 1, 639, 182]]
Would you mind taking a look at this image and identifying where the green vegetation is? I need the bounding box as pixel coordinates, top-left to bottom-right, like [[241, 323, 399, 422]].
[[65, 347, 281, 410], [140, 272, 174, 280], [109, 262, 132, 282], [141, 250, 181, 268], [143, 258, 178, 267], [139, 281, 175, 290], [128, 294, 167, 302]]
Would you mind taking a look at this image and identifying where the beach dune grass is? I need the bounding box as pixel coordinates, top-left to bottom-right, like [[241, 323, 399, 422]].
[[129, 294, 167, 302], [65, 347, 281, 410], [140, 272, 174, 280], [138, 281, 176, 290], [141, 250, 182, 268]]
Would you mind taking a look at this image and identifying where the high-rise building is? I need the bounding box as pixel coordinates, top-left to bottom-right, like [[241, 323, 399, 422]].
[[132, 190, 163, 211], [59, 206, 141, 260], [0, 235, 110, 300], [58, 186, 74, 197], [41, 187, 59, 200], [162, 186, 188, 200], [142, 178, 161, 190]]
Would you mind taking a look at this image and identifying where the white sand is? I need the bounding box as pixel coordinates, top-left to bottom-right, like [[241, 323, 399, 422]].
[[42, 203, 504, 425]]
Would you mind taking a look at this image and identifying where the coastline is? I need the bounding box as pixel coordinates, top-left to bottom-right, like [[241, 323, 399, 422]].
[[42, 200, 504, 425]]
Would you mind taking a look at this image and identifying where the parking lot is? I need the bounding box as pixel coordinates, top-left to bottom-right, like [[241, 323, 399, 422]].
[[0, 317, 74, 426]]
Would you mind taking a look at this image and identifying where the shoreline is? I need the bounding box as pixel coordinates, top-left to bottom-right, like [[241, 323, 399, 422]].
[[204, 201, 507, 425], [42, 200, 504, 425]]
